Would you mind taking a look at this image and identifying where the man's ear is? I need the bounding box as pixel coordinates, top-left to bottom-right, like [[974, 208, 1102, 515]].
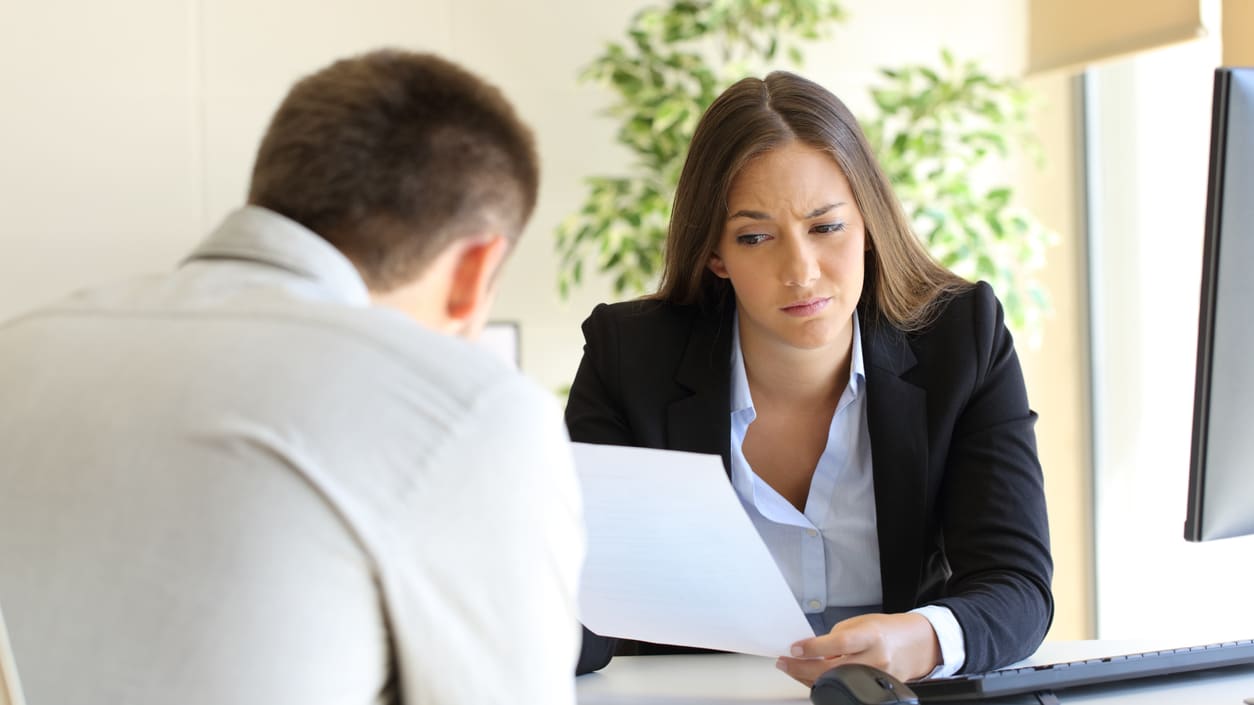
[[707, 251, 730, 279], [446, 234, 509, 324]]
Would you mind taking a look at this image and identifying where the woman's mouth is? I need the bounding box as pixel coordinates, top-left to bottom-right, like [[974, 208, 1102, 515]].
[[780, 297, 832, 317]]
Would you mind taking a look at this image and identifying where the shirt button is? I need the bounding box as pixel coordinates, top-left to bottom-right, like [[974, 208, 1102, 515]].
[[808, 600, 822, 610], [806, 529, 818, 538]]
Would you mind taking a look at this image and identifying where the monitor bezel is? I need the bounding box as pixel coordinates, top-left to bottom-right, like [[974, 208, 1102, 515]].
[[1184, 67, 1244, 542]]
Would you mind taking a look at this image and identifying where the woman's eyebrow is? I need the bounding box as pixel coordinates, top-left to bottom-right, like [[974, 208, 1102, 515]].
[[727, 209, 770, 221], [727, 202, 845, 221], [804, 203, 844, 218]]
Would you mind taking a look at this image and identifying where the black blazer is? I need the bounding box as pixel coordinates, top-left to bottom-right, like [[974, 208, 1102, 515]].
[[566, 282, 1053, 676]]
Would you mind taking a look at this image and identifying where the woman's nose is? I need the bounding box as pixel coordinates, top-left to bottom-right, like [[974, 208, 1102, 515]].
[[781, 236, 820, 287]]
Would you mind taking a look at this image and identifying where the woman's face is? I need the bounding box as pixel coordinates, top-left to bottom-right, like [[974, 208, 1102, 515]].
[[708, 140, 866, 353]]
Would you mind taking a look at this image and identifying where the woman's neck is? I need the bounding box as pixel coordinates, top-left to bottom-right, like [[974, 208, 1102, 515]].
[[738, 315, 854, 409]]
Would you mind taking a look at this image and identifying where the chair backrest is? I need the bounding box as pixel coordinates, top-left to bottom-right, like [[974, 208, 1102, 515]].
[[0, 603, 26, 705]]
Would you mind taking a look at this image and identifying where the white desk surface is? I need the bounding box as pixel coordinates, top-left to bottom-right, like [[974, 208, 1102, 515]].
[[576, 640, 1254, 704]]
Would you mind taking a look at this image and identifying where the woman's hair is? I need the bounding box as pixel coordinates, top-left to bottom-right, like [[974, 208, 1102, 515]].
[[655, 70, 970, 332]]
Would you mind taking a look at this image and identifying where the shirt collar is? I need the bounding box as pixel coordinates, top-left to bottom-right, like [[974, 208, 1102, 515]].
[[729, 310, 865, 414], [183, 205, 372, 306]]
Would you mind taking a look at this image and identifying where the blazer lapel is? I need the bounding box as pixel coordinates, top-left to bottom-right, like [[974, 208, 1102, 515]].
[[667, 303, 735, 475], [862, 320, 930, 613]]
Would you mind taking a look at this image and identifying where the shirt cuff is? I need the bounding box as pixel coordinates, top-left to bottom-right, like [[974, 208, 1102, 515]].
[[909, 604, 966, 679]]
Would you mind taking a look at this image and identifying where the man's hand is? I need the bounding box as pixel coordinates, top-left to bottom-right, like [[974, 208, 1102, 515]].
[[775, 612, 941, 686]]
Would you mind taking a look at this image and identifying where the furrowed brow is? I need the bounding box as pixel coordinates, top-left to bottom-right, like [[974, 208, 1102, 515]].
[[805, 203, 844, 218]]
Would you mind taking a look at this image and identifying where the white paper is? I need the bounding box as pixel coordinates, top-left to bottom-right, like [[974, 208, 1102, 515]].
[[573, 442, 816, 657]]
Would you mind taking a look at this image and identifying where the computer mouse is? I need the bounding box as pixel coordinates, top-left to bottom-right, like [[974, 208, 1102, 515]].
[[810, 663, 919, 705]]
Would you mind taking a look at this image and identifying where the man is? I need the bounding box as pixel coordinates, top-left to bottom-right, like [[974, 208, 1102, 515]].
[[0, 50, 583, 704]]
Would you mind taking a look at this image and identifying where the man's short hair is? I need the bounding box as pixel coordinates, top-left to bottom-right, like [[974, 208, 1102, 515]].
[[248, 49, 539, 291]]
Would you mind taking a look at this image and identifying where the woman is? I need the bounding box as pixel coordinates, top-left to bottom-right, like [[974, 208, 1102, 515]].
[[567, 71, 1053, 684]]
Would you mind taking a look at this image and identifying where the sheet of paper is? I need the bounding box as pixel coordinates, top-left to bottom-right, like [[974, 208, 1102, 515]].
[[573, 442, 816, 657]]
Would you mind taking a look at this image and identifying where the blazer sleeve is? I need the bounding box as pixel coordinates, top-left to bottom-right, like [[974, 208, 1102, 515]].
[[932, 284, 1054, 673], [565, 304, 626, 675]]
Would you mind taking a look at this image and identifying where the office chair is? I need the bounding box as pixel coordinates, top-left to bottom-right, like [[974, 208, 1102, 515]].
[[0, 603, 26, 705]]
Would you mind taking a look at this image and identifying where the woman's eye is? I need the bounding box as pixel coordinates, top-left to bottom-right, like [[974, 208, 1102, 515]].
[[814, 222, 847, 234], [736, 233, 769, 246]]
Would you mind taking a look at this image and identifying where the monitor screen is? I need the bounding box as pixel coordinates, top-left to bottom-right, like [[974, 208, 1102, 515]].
[[1184, 67, 1254, 542]]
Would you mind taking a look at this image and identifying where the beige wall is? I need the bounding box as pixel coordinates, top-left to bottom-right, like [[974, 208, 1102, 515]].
[[1224, 0, 1254, 64], [1016, 74, 1094, 640], [0, 0, 1062, 395], [0, 0, 1092, 641]]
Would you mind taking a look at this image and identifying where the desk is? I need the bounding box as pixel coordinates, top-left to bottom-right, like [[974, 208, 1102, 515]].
[[576, 642, 1254, 704]]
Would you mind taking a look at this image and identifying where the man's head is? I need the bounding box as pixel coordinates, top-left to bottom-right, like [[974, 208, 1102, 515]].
[[248, 49, 538, 337]]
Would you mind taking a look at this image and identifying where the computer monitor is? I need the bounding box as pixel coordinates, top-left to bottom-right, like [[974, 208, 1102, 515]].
[[1184, 67, 1254, 542]]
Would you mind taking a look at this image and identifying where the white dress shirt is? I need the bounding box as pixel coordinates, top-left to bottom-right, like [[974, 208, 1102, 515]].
[[0, 206, 584, 704], [728, 312, 966, 677]]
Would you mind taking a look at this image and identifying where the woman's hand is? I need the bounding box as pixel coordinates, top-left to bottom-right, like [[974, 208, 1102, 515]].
[[775, 612, 941, 685]]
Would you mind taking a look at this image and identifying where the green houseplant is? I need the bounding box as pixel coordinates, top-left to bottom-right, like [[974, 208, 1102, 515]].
[[862, 50, 1055, 340], [557, 0, 1054, 342]]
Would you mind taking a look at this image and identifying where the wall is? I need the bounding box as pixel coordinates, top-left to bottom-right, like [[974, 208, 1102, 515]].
[[0, 0, 1091, 641], [1016, 72, 1094, 642], [1223, 0, 1254, 64]]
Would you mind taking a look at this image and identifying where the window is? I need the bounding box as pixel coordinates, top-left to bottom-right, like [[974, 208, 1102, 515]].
[[1086, 37, 1254, 640]]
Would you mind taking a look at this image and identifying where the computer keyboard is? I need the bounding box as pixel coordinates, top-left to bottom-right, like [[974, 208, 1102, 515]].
[[908, 638, 1254, 702]]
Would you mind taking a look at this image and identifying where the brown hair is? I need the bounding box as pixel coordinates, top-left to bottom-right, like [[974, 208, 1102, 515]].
[[248, 49, 539, 292], [656, 71, 970, 332]]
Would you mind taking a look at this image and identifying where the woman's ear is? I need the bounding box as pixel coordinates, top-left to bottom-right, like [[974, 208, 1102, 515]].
[[707, 251, 730, 279]]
